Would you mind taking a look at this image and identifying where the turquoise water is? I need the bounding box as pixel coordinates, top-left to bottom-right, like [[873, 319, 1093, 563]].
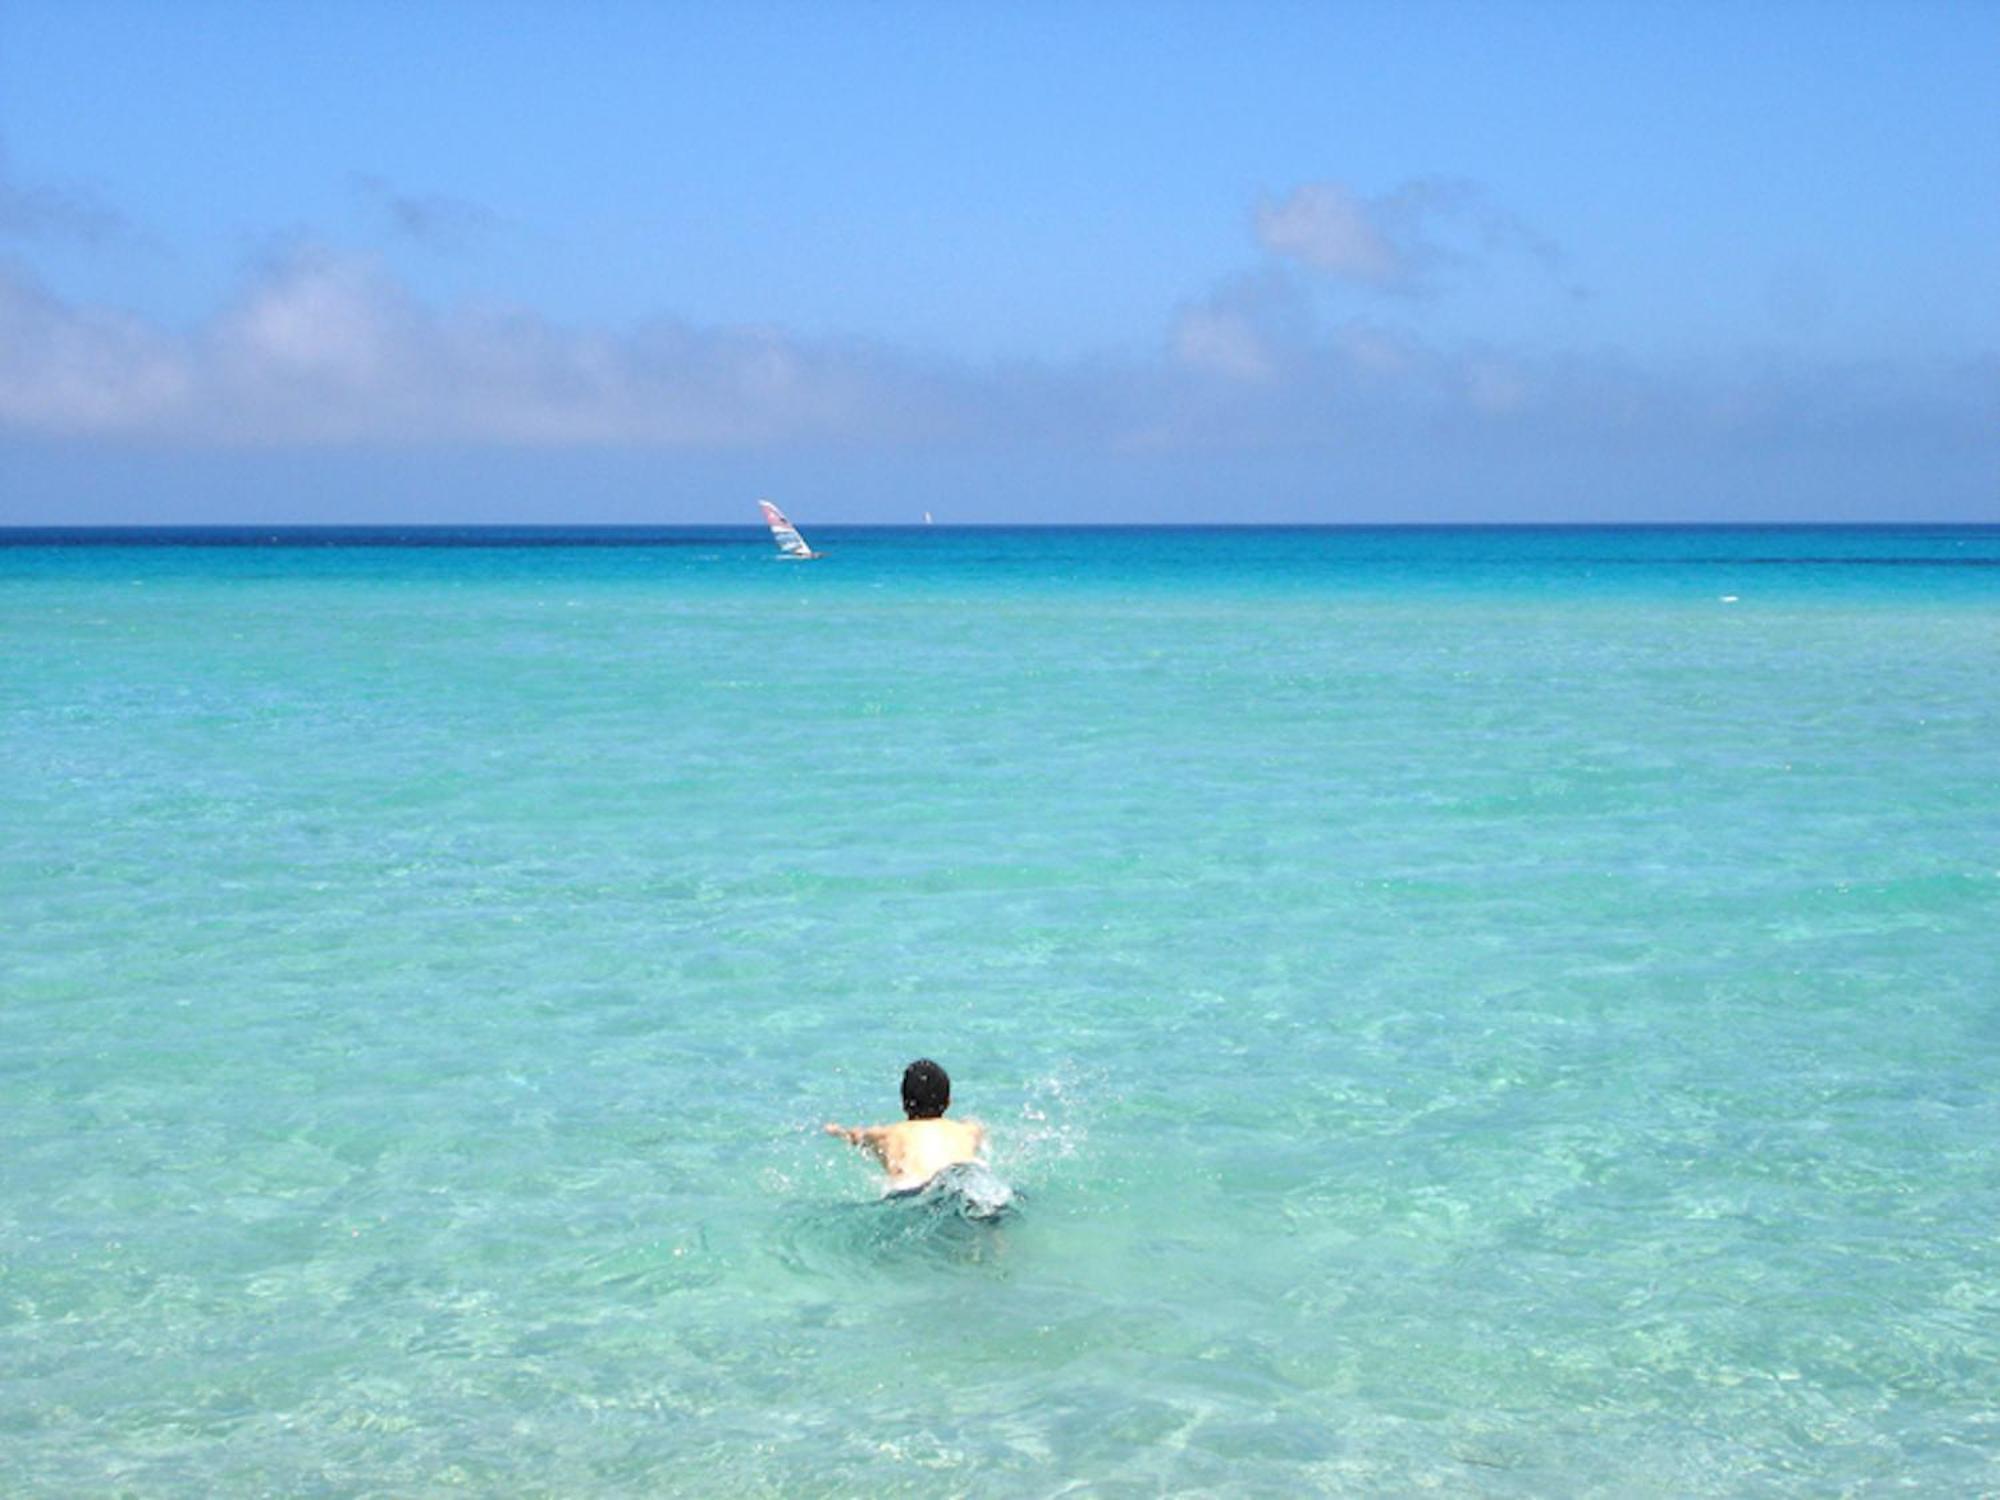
[[5, 525, 1998, 1495]]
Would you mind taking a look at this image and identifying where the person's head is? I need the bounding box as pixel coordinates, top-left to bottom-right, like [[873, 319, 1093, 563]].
[[901, 1058, 951, 1119]]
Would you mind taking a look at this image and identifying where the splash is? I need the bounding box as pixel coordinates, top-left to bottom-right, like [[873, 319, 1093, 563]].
[[991, 1063, 1104, 1188]]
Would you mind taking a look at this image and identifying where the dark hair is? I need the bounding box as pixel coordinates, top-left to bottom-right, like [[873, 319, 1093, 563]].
[[901, 1058, 951, 1119]]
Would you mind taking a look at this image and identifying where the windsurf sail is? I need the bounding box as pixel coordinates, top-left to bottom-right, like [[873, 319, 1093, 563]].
[[758, 499, 820, 559]]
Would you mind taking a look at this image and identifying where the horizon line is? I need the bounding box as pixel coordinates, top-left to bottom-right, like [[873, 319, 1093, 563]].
[[6, 519, 1996, 533]]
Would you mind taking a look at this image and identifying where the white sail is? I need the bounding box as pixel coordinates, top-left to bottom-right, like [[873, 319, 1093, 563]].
[[757, 499, 819, 559]]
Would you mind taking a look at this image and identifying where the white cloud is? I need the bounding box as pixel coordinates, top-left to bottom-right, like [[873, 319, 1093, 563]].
[[1256, 178, 1571, 296], [1255, 182, 1406, 287], [1172, 305, 1276, 382], [0, 249, 968, 448], [0, 243, 1987, 487], [221, 251, 398, 383], [0, 267, 188, 431], [1169, 272, 1325, 385]]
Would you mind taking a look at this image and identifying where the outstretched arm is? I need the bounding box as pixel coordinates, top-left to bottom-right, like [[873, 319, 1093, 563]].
[[823, 1122, 891, 1164]]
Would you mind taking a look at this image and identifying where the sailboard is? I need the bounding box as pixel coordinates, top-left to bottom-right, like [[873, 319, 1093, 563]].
[[758, 499, 822, 560]]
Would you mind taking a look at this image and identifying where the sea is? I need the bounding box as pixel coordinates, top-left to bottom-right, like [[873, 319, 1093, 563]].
[[4, 524, 1997, 1496]]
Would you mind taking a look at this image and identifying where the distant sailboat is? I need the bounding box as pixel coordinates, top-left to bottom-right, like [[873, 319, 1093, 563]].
[[758, 499, 822, 560], [924, 510, 934, 525]]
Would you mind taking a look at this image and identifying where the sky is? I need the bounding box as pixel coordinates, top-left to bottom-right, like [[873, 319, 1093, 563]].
[[1, 0, 1995, 524]]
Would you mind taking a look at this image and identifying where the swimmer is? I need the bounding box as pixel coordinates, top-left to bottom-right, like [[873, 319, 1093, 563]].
[[824, 1058, 987, 1194]]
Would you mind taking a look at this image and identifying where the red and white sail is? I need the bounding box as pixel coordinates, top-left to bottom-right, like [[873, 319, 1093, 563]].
[[757, 499, 819, 559]]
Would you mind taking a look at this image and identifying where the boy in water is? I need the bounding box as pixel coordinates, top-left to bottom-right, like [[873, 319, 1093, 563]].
[[824, 1058, 987, 1194]]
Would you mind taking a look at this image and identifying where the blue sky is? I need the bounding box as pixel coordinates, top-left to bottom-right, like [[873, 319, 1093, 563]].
[[2, 0, 1994, 523]]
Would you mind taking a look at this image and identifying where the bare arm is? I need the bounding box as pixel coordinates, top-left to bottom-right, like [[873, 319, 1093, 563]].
[[823, 1121, 893, 1165]]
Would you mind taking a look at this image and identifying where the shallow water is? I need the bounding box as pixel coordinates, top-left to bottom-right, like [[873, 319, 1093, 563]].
[[5, 526, 1998, 1494]]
